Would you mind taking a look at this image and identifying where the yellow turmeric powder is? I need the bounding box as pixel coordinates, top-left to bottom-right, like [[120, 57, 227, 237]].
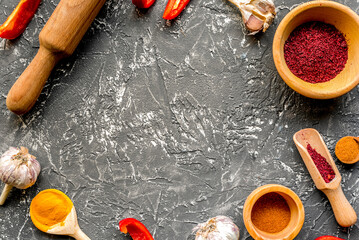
[[335, 136, 359, 164], [30, 189, 73, 232]]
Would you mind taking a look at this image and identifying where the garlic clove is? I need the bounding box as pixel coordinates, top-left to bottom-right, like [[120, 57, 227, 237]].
[[227, 0, 276, 34], [246, 15, 265, 32]]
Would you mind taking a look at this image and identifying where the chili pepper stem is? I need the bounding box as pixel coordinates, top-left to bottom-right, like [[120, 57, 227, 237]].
[[0, 184, 13, 205], [0, 39, 6, 50]]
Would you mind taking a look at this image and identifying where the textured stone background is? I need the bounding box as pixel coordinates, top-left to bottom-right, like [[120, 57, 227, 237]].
[[0, 0, 358, 239]]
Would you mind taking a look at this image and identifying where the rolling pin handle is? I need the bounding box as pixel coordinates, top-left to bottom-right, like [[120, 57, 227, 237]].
[[6, 47, 60, 115]]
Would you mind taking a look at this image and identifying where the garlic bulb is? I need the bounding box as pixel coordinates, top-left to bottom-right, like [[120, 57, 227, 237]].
[[0, 147, 41, 205], [193, 216, 240, 240], [227, 0, 276, 34]]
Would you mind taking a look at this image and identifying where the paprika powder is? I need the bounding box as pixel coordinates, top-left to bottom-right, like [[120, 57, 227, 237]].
[[307, 144, 335, 183], [284, 21, 348, 84], [251, 192, 291, 233]]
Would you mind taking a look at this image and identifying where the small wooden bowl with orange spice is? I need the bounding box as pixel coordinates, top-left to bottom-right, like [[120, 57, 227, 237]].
[[335, 136, 359, 164], [243, 184, 305, 240], [273, 1, 359, 99]]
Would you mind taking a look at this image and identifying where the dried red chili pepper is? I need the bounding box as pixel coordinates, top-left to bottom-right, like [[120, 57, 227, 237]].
[[119, 218, 154, 240], [315, 236, 345, 240], [163, 0, 191, 20], [0, 0, 41, 40], [307, 144, 336, 183], [132, 0, 156, 8]]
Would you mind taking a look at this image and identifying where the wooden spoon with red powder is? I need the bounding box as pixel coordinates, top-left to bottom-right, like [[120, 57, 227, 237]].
[[293, 128, 357, 227]]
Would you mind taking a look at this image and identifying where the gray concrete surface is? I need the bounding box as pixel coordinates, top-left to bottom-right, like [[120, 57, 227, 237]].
[[0, 0, 358, 239]]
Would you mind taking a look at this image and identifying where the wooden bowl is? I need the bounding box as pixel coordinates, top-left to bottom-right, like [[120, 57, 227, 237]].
[[273, 1, 359, 99], [243, 184, 305, 240]]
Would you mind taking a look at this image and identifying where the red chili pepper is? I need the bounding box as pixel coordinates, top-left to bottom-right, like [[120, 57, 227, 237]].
[[132, 0, 156, 8], [163, 0, 191, 20], [315, 236, 345, 240], [0, 0, 41, 39], [119, 218, 154, 240]]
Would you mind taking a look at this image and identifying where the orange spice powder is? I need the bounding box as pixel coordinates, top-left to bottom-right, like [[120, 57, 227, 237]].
[[251, 192, 291, 233], [335, 136, 359, 163]]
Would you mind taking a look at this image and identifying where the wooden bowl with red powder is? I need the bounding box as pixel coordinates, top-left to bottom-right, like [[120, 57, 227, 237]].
[[243, 184, 305, 240], [273, 1, 359, 99]]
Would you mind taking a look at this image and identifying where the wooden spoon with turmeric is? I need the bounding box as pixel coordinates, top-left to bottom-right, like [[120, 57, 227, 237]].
[[335, 136, 359, 164], [30, 189, 90, 240]]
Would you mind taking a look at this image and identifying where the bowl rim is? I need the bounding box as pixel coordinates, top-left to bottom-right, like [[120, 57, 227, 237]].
[[243, 184, 305, 240], [272, 0, 359, 99]]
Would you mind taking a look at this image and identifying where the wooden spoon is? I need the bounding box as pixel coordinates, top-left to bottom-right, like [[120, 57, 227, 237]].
[[6, 0, 106, 115], [30, 189, 90, 240], [335, 136, 359, 164], [45, 206, 90, 240], [293, 128, 357, 227]]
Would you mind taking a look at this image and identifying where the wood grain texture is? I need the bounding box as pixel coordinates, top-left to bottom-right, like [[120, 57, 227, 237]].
[[46, 207, 91, 240], [6, 47, 59, 115], [294, 128, 357, 227], [273, 1, 359, 99], [39, 0, 107, 55], [323, 186, 357, 227], [1, 0, 359, 239], [6, 0, 107, 115], [243, 184, 305, 240]]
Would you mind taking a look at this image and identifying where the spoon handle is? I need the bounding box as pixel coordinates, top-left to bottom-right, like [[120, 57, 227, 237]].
[[0, 184, 13, 205], [322, 185, 357, 227], [70, 228, 91, 240]]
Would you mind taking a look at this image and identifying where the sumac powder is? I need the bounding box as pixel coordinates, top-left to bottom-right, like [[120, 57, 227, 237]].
[[307, 144, 335, 183], [251, 192, 291, 233], [284, 21, 348, 83]]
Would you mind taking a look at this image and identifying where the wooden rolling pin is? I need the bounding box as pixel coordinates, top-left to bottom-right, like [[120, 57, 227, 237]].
[[6, 0, 107, 115]]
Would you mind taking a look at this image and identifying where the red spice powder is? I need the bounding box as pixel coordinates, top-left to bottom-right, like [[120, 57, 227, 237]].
[[307, 144, 335, 183], [284, 21, 348, 83]]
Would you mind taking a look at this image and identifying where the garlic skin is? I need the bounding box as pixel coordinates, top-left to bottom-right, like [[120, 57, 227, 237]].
[[193, 216, 240, 240], [0, 147, 41, 189], [227, 0, 276, 34]]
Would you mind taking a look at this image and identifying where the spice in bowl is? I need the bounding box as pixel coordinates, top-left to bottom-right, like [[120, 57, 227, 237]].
[[251, 192, 291, 233], [243, 184, 305, 240], [307, 144, 336, 183], [284, 21, 348, 84]]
